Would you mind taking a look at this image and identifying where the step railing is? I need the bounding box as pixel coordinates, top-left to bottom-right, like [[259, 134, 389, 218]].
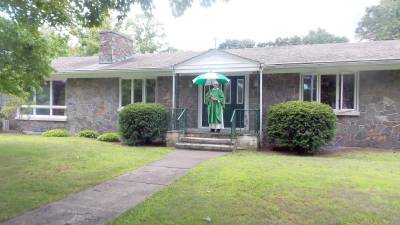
[[230, 109, 260, 143], [168, 108, 187, 138], [176, 108, 187, 137]]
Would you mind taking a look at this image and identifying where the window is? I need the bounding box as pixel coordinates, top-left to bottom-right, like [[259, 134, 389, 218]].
[[17, 80, 67, 120], [302, 75, 317, 101], [300, 73, 359, 114], [146, 79, 156, 103], [120, 79, 156, 107], [224, 82, 231, 104], [320, 75, 337, 108], [237, 79, 244, 104]]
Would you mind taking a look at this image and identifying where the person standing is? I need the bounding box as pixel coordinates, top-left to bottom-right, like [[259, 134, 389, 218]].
[[206, 80, 225, 132]]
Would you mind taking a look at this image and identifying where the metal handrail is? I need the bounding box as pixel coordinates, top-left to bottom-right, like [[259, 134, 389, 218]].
[[177, 108, 187, 137], [177, 108, 186, 121], [230, 108, 260, 144], [230, 110, 237, 142]]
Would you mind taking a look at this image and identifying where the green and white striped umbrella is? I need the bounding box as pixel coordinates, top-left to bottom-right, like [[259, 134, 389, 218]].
[[192, 72, 230, 86]]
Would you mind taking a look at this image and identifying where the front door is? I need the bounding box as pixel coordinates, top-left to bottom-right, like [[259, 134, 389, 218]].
[[202, 76, 245, 128]]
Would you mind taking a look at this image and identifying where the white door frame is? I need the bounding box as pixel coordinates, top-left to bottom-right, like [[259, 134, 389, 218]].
[[197, 74, 250, 129]]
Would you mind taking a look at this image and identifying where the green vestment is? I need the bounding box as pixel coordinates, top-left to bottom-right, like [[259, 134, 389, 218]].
[[206, 88, 225, 124]]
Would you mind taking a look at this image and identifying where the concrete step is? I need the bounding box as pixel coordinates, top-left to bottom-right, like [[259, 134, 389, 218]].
[[175, 142, 234, 152], [179, 136, 232, 145], [184, 131, 231, 139]]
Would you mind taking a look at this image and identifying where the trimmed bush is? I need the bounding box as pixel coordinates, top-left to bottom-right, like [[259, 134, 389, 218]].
[[266, 101, 336, 154], [119, 103, 168, 145], [42, 129, 69, 137], [97, 132, 120, 142], [78, 130, 98, 138]]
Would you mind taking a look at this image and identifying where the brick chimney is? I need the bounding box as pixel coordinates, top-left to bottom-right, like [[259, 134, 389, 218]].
[[99, 31, 134, 64]]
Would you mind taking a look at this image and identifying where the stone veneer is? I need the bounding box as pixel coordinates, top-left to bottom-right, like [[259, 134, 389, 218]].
[[157, 76, 173, 108], [177, 75, 198, 128], [261, 74, 300, 144], [8, 70, 400, 149], [336, 70, 400, 149], [11, 120, 66, 133], [66, 78, 119, 133]]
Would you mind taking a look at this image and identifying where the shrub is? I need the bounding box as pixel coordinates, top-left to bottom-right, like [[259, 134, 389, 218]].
[[78, 130, 98, 138], [97, 132, 120, 142], [42, 129, 69, 137], [119, 103, 168, 145], [266, 101, 336, 155]]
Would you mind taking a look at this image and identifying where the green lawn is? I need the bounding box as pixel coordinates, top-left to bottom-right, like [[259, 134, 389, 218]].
[[0, 134, 171, 222], [112, 150, 400, 225]]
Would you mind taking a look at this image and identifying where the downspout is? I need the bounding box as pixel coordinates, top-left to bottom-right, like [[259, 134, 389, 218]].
[[171, 66, 176, 109], [259, 65, 264, 147]]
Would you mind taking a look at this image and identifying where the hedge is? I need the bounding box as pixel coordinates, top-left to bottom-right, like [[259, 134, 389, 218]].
[[42, 129, 69, 137], [266, 101, 336, 154], [97, 132, 120, 142], [118, 103, 168, 145], [78, 130, 98, 138]]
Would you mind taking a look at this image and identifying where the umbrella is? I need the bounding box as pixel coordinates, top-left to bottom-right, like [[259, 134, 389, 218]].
[[192, 72, 230, 86]]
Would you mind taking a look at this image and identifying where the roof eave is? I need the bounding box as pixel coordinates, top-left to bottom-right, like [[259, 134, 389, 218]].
[[264, 59, 400, 74]]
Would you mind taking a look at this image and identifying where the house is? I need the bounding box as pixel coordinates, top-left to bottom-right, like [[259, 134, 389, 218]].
[[8, 31, 400, 149]]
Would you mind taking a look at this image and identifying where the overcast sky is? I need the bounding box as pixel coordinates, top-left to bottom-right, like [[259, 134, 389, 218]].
[[131, 0, 380, 51]]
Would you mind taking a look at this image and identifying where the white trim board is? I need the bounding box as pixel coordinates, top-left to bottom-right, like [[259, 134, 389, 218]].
[[174, 49, 260, 74]]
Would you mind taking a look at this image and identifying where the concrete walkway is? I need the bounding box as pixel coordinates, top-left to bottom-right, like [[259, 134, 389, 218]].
[[2, 150, 226, 225]]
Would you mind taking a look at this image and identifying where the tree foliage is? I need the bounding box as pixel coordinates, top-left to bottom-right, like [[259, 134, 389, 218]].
[[122, 14, 167, 54], [356, 0, 400, 41], [218, 39, 256, 49], [257, 28, 349, 47], [0, 0, 217, 96], [0, 18, 62, 96], [70, 14, 168, 56]]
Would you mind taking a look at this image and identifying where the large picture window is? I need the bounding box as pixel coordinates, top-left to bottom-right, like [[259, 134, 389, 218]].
[[300, 73, 359, 114], [119, 79, 156, 107], [17, 80, 67, 120]]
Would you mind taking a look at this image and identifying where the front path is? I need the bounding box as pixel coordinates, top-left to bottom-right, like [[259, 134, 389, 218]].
[[2, 150, 226, 225]]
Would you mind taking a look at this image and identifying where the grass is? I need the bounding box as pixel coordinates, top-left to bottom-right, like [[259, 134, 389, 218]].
[[0, 133, 171, 222], [111, 150, 400, 225]]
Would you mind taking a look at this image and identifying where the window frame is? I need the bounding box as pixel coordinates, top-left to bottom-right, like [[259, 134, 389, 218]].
[[224, 82, 231, 104], [16, 80, 67, 121], [237, 78, 244, 105], [299, 72, 360, 116], [119, 78, 157, 108]]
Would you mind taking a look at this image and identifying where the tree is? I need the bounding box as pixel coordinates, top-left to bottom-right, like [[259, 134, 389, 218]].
[[120, 14, 167, 54], [258, 29, 349, 47], [0, 0, 218, 96], [0, 18, 60, 96], [218, 39, 256, 49], [356, 0, 400, 40], [70, 18, 114, 56], [71, 14, 169, 55], [302, 28, 348, 44]]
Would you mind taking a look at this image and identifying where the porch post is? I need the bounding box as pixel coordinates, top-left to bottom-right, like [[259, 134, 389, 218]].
[[259, 66, 264, 146], [172, 68, 176, 109]]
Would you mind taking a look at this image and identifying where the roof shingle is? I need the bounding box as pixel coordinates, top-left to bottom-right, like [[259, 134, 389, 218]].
[[52, 40, 400, 73]]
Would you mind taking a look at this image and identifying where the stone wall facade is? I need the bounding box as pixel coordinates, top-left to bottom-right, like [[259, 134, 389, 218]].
[[11, 120, 66, 133], [261, 74, 300, 143], [8, 70, 400, 149], [157, 76, 173, 108], [177, 75, 198, 128], [261, 71, 400, 149], [335, 70, 400, 149], [66, 78, 119, 133]]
